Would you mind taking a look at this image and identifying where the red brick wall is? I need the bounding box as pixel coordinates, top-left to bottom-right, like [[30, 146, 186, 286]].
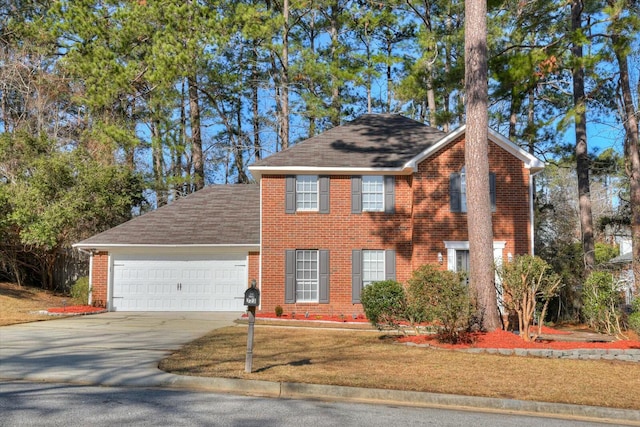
[[260, 174, 413, 317], [411, 136, 531, 268], [91, 252, 109, 308], [248, 251, 260, 288], [258, 136, 533, 316]]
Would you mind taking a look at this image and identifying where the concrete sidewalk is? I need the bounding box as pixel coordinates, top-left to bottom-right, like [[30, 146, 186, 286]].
[[1, 313, 639, 425]]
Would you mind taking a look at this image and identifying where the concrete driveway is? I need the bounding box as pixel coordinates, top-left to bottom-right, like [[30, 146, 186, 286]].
[[0, 312, 241, 387]]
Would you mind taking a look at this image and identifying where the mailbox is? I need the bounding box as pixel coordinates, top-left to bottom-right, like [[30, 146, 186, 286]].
[[244, 281, 260, 307]]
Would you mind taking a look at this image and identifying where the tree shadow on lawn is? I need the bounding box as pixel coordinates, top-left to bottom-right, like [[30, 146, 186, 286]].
[[253, 358, 312, 373], [0, 283, 40, 300]]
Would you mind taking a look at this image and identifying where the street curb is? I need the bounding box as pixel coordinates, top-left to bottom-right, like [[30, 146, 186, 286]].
[[4, 366, 639, 425], [160, 374, 640, 426]]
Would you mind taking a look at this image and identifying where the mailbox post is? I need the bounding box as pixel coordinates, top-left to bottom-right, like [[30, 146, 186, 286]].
[[244, 279, 260, 373]]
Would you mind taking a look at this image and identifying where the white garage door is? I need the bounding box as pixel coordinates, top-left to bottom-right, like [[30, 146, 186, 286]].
[[111, 254, 247, 311]]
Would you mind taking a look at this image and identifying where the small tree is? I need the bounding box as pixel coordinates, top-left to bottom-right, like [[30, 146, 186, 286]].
[[407, 264, 471, 343], [582, 271, 625, 337], [496, 255, 563, 342], [628, 297, 640, 337]]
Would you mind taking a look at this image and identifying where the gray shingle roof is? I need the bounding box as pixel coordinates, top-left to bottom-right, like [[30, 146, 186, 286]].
[[251, 114, 446, 169], [75, 184, 259, 247]]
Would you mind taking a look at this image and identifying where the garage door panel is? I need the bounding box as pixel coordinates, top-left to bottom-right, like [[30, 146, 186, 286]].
[[111, 256, 246, 312]]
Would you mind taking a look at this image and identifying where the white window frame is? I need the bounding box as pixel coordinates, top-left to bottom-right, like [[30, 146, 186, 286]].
[[295, 250, 319, 302], [362, 249, 385, 286], [296, 175, 319, 211], [362, 176, 384, 212]]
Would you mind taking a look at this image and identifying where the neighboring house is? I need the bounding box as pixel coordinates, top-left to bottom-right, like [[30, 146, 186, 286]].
[[75, 114, 544, 314], [610, 235, 636, 307]]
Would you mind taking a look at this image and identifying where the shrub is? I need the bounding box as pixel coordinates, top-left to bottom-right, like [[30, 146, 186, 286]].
[[407, 264, 471, 343], [595, 242, 619, 264], [496, 255, 562, 342], [360, 280, 406, 331], [627, 298, 640, 336], [581, 271, 624, 336], [274, 305, 283, 317], [70, 276, 90, 305]]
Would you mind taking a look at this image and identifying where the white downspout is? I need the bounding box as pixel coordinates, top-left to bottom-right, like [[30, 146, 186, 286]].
[[88, 254, 93, 306]]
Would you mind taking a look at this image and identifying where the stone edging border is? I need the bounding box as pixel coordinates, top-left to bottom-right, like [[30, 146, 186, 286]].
[[402, 342, 640, 362]]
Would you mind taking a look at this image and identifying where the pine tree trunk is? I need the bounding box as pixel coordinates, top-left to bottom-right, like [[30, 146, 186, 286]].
[[188, 74, 204, 191], [151, 119, 167, 207], [329, 3, 341, 126], [571, 0, 596, 271], [464, 0, 501, 331], [252, 46, 261, 161], [280, 0, 290, 149], [611, 33, 640, 291]]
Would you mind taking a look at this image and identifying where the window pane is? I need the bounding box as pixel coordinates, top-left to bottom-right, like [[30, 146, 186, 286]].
[[296, 250, 318, 302], [362, 176, 384, 211], [363, 250, 385, 286], [296, 176, 318, 210], [460, 167, 467, 212]]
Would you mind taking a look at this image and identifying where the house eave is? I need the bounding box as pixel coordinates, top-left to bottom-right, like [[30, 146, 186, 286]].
[[248, 166, 414, 179], [403, 125, 545, 172], [72, 243, 260, 252]]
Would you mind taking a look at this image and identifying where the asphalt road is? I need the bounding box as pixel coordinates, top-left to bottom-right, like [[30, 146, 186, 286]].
[[0, 381, 617, 427]]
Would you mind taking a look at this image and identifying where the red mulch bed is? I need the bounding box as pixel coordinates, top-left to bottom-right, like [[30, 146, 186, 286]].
[[252, 313, 370, 322], [245, 313, 640, 350], [397, 328, 640, 350], [47, 306, 106, 314]]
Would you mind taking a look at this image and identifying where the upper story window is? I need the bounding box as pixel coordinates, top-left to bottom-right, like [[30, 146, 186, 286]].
[[285, 175, 329, 214], [362, 176, 384, 212], [460, 166, 467, 212], [450, 167, 496, 213], [351, 175, 395, 214], [296, 175, 318, 211]]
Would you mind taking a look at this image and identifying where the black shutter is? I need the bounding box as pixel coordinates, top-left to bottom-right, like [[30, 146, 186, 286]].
[[385, 250, 396, 280], [384, 176, 395, 214], [285, 176, 296, 214], [319, 176, 330, 214], [450, 173, 461, 212], [351, 176, 362, 214], [489, 172, 496, 212], [285, 250, 296, 303], [319, 250, 329, 303], [352, 249, 362, 303]]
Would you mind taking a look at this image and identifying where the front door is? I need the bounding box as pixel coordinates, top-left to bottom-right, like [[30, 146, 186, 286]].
[[455, 249, 470, 285]]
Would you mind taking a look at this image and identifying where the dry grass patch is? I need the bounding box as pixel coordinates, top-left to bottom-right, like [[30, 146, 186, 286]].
[[0, 282, 71, 326], [160, 325, 640, 410]]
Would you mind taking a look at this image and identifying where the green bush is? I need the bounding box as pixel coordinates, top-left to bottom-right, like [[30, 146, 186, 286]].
[[595, 242, 620, 264], [581, 271, 624, 335], [628, 298, 640, 336], [70, 276, 90, 305], [360, 280, 406, 331], [407, 264, 471, 343]]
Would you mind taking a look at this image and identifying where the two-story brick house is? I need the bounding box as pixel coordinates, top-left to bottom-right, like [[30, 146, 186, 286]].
[[75, 114, 543, 314]]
